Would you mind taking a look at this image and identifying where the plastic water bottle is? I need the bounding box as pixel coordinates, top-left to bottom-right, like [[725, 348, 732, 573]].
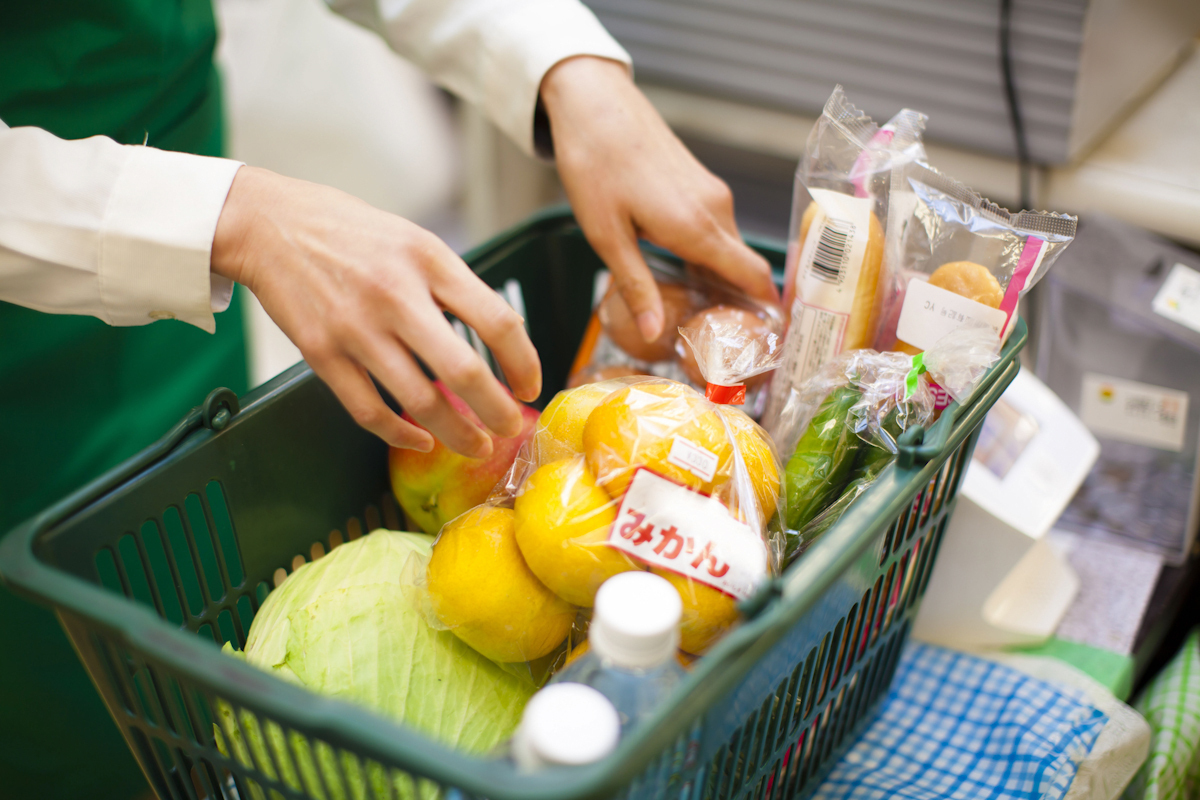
[[511, 682, 621, 770], [553, 571, 688, 731]]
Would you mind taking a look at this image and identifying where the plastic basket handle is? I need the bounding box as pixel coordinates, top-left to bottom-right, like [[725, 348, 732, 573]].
[[895, 400, 962, 470]]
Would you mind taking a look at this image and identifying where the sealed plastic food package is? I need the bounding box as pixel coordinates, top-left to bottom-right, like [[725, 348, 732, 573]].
[[765, 86, 927, 430], [921, 321, 1003, 405], [569, 256, 784, 417], [875, 161, 1077, 357], [423, 359, 785, 669], [773, 331, 1000, 563]]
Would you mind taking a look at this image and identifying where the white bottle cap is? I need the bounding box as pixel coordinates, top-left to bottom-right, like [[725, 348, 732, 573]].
[[589, 572, 682, 669], [513, 683, 620, 770]]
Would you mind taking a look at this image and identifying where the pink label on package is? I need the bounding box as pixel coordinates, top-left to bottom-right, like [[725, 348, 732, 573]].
[[607, 469, 769, 600]]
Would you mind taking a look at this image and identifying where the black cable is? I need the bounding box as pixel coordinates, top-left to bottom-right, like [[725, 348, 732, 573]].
[[999, 0, 1033, 210]]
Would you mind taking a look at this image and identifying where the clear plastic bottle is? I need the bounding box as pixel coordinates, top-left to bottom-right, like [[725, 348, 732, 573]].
[[552, 571, 688, 732], [511, 682, 621, 771]]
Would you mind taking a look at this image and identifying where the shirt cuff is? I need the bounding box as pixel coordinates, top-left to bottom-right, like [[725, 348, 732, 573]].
[[100, 146, 243, 332], [483, 1, 631, 157]]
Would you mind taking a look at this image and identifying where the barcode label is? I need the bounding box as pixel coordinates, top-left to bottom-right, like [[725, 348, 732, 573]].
[[793, 189, 872, 316], [810, 218, 855, 285], [764, 188, 873, 427]]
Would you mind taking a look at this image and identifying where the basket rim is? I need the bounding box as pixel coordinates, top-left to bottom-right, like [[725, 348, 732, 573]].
[[0, 208, 1026, 800]]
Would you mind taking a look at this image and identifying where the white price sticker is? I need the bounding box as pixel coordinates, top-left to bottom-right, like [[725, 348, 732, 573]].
[[1079, 373, 1189, 452], [895, 278, 1007, 352], [666, 436, 719, 483], [607, 469, 769, 600], [1152, 263, 1200, 335]]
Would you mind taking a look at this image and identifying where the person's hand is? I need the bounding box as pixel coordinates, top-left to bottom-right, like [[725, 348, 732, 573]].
[[540, 56, 779, 343], [211, 166, 540, 458]]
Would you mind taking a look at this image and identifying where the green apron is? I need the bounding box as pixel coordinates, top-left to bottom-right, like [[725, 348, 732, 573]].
[[0, 3, 247, 798]]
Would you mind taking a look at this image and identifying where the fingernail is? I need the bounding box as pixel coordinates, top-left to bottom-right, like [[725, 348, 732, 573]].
[[520, 380, 542, 404], [637, 310, 663, 342], [473, 437, 494, 459]]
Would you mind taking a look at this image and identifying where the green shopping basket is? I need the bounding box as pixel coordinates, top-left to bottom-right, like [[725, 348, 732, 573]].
[[0, 208, 1024, 800]]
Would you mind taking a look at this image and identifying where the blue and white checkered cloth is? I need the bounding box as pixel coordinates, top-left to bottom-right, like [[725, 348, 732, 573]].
[[813, 643, 1108, 800]]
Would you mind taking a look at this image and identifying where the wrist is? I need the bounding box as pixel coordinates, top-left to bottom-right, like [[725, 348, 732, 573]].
[[211, 165, 267, 287], [539, 56, 633, 124]]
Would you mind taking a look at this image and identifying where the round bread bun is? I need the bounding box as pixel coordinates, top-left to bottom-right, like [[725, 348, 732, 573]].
[[599, 282, 695, 363], [676, 305, 775, 387], [896, 261, 1004, 354], [929, 261, 1004, 308]]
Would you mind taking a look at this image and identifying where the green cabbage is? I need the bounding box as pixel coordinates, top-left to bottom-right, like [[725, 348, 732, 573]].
[[215, 530, 534, 799]]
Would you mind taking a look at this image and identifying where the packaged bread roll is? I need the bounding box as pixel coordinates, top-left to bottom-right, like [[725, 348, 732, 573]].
[[765, 86, 926, 432], [875, 161, 1077, 358]]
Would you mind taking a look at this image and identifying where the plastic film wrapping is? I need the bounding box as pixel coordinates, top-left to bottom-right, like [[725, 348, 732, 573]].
[[423, 376, 785, 670]]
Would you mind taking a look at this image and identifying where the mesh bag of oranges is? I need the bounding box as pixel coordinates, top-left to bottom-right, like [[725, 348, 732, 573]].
[[422, 316, 787, 672], [566, 258, 785, 416]]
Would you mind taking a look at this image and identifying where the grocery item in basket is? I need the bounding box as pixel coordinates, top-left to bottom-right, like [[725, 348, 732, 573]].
[[783, 385, 865, 536], [774, 331, 1001, 562], [567, 258, 784, 413], [874, 161, 1077, 355], [511, 683, 621, 771], [676, 305, 781, 390], [216, 529, 535, 782], [426, 506, 576, 662], [600, 280, 697, 363], [766, 86, 927, 426], [390, 382, 539, 535], [427, 369, 783, 662], [552, 572, 688, 731], [514, 457, 639, 607]]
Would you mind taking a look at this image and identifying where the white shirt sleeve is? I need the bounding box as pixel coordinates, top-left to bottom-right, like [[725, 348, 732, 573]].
[[326, 0, 632, 156], [0, 123, 244, 333]]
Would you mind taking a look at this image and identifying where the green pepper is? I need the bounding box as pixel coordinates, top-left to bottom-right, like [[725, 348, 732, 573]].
[[847, 407, 903, 484], [785, 407, 904, 564], [784, 386, 862, 532]]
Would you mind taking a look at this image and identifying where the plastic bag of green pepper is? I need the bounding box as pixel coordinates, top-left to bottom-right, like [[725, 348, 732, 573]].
[[769, 326, 1000, 564]]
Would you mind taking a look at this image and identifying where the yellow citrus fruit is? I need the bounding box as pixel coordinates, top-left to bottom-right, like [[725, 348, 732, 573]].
[[651, 568, 740, 655], [563, 639, 591, 669], [718, 406, 781, 523], [514, 457, 641, 607], [427, 506, 574, 662], [535, 381, 626, 463], [582, 380, 734, 498]]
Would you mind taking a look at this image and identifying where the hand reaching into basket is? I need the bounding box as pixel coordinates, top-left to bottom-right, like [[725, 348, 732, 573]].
[[540, 56, 780, 342], [211, 166, 541, 459]]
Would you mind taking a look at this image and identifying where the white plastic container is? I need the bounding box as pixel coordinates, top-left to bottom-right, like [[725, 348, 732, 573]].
[[511, 683, 621, 771], [553, 572, 688, 731]]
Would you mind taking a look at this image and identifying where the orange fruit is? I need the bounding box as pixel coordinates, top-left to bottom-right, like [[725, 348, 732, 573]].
[[535, 381, 626, 463], [652, 568, 740, 655], [718, 406, 781, 524], [582, 381, 734, 499], [427, 506, 574, 662], [514, 457, 640, 607]]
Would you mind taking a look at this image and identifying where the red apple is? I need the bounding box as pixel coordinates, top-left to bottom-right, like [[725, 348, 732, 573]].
[[389, 382, 539, 535]]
